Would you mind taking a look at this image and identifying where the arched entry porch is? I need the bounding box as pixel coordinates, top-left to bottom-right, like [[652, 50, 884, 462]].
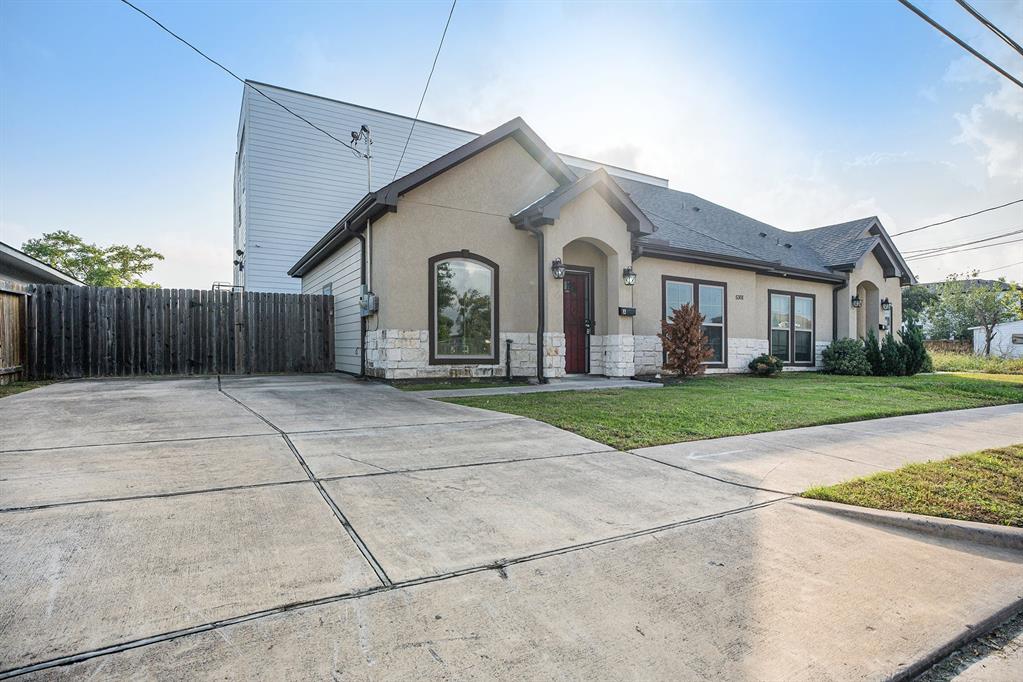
[[855, 280, 880, 339]]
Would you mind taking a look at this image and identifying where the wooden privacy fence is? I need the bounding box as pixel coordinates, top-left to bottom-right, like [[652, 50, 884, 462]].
[[0, 281, 30, 385], [924, 339, 972, 354], [25, 286, 334, 379]]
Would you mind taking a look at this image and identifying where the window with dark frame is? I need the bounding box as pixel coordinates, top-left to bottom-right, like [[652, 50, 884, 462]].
[[769, 291, 814, 365], [429, 252, 499, 364], [663, 277, 727, 365]]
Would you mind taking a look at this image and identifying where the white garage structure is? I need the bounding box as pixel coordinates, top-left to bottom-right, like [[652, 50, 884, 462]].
[[972, 320, 1023, 358]]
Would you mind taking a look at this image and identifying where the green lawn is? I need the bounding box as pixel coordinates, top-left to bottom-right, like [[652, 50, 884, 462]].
[[0, 380, 53, 399], [947, 372, 1023, 385], [931, 350, 1023, 375], [443, 373, 1023, 450], [803, 445, 1023, 527]]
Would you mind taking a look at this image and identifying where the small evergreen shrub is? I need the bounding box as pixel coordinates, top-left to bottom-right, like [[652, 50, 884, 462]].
[[748, 354, 784, 376], [864, 330, 883, 376], [900, 316, 930, 376], [881, 332, 907, 376], [821, 338, 872, 375]]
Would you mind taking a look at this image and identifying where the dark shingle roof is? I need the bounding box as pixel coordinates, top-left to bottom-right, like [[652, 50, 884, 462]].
[[796, 217, 879, 267], [606, 174, 867, 277]]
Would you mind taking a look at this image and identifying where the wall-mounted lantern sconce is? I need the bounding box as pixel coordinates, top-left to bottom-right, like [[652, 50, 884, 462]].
[[622, 265, 637, 286], [851, 295, 862, 308], [551, 258, 566, 279], [880, 297, 892, 311]]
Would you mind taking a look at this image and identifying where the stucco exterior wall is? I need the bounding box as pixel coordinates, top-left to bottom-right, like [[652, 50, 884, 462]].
[[631, 260, 833, 342], [370, 137, 559, 333]]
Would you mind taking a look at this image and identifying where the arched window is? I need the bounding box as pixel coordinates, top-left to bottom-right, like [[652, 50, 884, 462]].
[[428, 251, 499, 364]]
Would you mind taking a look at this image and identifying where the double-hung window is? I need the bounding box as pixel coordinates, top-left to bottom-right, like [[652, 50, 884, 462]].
[[769, 291, 814, 365], [428, 252, 499, 364], [663, 277, 727, 365]]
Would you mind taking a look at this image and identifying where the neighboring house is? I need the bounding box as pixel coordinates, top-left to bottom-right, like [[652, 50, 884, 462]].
[[288, 117, 914, 379], [971, 320, 1023, 358], [234, 82, 668, 293], [0, 241, 83, 286]]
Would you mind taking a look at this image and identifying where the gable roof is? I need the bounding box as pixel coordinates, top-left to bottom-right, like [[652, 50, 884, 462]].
[[510, 168, 656, 235], [0, 241, 84, 285], [798, 217, 915, 283], [290, 117, 576, 277]]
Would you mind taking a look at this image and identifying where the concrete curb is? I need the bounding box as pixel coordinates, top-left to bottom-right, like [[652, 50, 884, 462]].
[[886, 598, 1023, 681], [790, 498, 1023, 551]]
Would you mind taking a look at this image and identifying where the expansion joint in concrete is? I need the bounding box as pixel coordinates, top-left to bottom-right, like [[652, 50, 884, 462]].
[[0, 497, 788, 680], [216, 385, 393, 588]]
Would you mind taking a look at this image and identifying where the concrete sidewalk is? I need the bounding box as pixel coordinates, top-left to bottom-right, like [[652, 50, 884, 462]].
[[1, 375, 1021, 680], [633, 403, 1023, 493]]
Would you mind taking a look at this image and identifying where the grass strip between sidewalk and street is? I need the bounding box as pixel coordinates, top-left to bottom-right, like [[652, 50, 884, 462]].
[[442, 373, 1023, 450], [803, 445, 1023, 527]]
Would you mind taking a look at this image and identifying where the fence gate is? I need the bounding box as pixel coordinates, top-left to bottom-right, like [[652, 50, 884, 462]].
[[25, 285, 334, 379], [0, 281, 29, 385]]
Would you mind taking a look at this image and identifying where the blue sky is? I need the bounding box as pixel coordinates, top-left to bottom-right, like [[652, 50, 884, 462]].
[[2, 0, 1021, 287]]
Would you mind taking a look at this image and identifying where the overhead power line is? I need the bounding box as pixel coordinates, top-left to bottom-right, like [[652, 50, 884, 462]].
[[976, 260, 1023, 275], [896, 0, 1023, 89], [955, 0, 1023, 57], [904, 235, 1023, 261], [891, 199, 1023, 237], [119, 0, 361, 156], [902, 227, 1023, 255], [392, 0, 457, 181]]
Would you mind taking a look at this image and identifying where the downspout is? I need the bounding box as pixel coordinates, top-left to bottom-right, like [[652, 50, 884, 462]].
[[832, 276, 849, 341], [524, 224, 547, 384], [353, 230, 367, 378]]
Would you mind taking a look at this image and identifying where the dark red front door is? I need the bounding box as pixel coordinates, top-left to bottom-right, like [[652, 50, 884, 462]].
[[563, 271, 590, 374]]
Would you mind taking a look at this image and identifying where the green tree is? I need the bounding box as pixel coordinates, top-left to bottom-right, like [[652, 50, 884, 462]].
[[21, 230, 164, 288], [926, 272, 1020, 354], [901, 284, 936, 323]]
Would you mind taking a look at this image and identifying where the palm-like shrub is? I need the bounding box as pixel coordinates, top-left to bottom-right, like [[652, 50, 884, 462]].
[[659, 303, 713, 377]]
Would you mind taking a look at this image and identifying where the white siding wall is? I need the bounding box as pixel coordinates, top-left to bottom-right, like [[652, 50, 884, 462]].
[[302, 239, 364, 374], [973, 320, 1023, 358], [234, 82, 669, 293]]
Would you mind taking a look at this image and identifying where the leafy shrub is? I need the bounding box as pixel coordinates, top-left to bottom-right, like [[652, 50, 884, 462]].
[[748, 354, 784, 376], [881, 332, 907, 376], [864, 330, 883, 376], [659, 303, 713, 377], [821, 338, 872, 375]]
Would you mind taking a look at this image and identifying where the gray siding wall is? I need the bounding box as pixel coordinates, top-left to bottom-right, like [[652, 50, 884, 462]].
[[236, 83, 475, 293], [301, 238, 363, 374]]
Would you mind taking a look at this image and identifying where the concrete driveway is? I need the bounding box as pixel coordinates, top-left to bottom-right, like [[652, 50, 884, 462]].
[[1, 375, 1021, 680]]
